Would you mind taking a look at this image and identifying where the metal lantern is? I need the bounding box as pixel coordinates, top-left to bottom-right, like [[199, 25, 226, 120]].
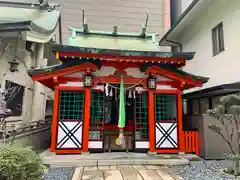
[[83, 74, 93, 87], [147, 75, 156, 89], [9, 58, 19, 72]]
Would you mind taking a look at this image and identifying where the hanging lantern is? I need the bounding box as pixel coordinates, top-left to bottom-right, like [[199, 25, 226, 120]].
[[147, 75, 156, 89], [83, 74, 93, 87], [9, 58, 19, 72]]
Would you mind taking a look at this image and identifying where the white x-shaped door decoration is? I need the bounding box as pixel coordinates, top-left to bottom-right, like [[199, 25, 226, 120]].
[[155, 122, 178, 149], [56, 121, 83, 149]]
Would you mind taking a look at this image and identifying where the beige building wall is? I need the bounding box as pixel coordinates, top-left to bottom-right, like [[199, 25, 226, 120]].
[[175, 0, 240, 93], [7, 0, 169, 46], [60, 0, 166, 44], [4, 0, 170, 50]]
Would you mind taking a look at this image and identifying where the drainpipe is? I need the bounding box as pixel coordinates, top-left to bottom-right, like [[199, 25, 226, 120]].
[[58, 14, 63, 44], [166, 39, 182, 52]]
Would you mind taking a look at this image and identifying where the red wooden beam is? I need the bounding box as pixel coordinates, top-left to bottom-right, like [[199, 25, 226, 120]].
[[32, 63, 98, 81], [58, 52, 186, 65], [146, 66, 203, 87]]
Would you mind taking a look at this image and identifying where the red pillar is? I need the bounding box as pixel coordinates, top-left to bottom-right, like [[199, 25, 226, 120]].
[[177, 90, 185, 152], [148, 91, 155, 152], [50, 88, 59, 152], [83, 87, 91, 152]]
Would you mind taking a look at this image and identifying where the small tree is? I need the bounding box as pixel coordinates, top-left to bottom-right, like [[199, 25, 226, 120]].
[[207, 94, 240, 176], [0, 88, 12, 144]]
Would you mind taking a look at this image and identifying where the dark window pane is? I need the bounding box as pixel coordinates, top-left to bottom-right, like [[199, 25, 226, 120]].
[[212, 22, 224, 55], [155, 94, 177, 122], [218, 23, 225, 51], [5, 80, 25, 116]]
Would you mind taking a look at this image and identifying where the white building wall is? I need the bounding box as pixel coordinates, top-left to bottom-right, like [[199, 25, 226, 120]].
[[171, 0, 194, 22], [0, 37, 51, 126], [178, 0, 240, 92], [181, 0, 194, 12]]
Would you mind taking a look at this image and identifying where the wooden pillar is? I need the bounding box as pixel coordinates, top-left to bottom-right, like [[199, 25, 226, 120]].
[[148, 91, 155, 152], [177, 90, 185, 151], [50, 88, 59, 152], [83, 87, 91, 152]]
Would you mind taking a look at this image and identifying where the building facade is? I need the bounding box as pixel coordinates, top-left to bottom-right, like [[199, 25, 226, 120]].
[[159, 0, 240, 158], [159, 0, 240, 112], [0, 2, 60, 134]]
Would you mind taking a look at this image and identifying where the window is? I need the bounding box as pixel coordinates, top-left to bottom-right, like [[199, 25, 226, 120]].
[[212, 22, 224, 56], [5, 80, 25, 116], [199, 98, 209, 114], [192, 99, 200, 115], [212, 96, 221, 108], [45, 100, 53, 116], [155, 94, 177, 122], [183, 99, 188, 115], [59, 91, 85, 121]]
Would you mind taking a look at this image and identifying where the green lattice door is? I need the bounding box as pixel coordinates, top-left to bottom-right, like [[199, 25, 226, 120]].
[[89, 90, 104, 150], [56, 91, 85, 150], [135, 92, 149, 150], [155, 94, 178, 149]]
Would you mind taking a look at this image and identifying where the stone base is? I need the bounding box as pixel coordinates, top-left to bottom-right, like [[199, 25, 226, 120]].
[[178, 152, 185, 156], [148, 151, 156, 155], [81, 152, 90, 155]]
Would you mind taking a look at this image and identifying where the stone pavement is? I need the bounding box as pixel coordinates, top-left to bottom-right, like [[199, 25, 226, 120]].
[[72, 165, 183, 180], [42, 151, 190, 167]]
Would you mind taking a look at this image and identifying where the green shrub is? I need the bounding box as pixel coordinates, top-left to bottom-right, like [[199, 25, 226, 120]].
[[0, 145, 46, 180]]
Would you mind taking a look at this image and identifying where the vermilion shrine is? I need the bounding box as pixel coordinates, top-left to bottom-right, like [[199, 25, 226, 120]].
[[28, 23, 208, 155]]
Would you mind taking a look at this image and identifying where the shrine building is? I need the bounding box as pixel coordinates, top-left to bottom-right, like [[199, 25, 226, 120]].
[[28, 25, 208, 155]]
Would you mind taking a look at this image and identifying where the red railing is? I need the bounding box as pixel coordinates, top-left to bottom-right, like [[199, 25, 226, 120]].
[[183, 131, 199, 156]]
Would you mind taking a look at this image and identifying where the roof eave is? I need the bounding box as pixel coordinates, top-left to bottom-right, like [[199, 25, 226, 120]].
[[0, 1, 59, 10], [159, 0, 200, 46], [51, 44, 196, 60], [0, 21, 31, 32]]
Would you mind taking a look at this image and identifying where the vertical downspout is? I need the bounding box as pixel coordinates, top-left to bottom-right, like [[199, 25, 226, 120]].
[[164, 0, 171, 33], [58, 14, 63, 44]]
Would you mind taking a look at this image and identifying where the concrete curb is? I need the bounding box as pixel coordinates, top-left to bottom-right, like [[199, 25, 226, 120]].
[[46, 158, 189, 167]]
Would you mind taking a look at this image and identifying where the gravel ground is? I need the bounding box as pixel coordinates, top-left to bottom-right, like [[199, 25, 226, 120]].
[[43, 167, 75, 180], [169, 160, 239, 180]]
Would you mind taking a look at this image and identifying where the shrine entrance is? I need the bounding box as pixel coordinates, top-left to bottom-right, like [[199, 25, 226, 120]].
[[89, 88, 149, 153]]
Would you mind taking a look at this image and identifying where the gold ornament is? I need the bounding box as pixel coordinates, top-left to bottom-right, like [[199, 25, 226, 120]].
[[181, 81, 186, 88], [115, 137, 120, 146]]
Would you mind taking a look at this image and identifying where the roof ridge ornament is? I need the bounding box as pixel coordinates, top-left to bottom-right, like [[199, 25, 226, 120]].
[[38, 0, 60, 11], [140, 13, 148, 37], [112, 26, 118, 35], [39, 0, 48, 8], [82, 9, 89, 33]]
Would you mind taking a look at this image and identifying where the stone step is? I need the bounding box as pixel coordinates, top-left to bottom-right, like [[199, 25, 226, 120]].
[[45, 158, 189, 168]]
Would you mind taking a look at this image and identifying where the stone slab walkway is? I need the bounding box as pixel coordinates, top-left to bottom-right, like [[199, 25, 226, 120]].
[[41, 151, 189, 167], [72, 165, 183, 180]]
